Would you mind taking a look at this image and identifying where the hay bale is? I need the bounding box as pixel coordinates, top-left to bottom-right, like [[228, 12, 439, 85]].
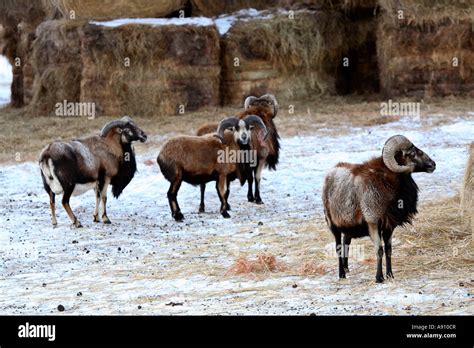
[[30, 20, 221, 116], [377, 0, 474, 97], [220, 10, 350, 106], [461, 142, 474, 234], [49, 0, 187, 20], [79, 22, 220, 116], [31, 20, 84, 115]]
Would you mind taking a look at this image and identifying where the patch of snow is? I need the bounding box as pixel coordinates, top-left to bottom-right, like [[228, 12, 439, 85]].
[[0, 55, 12, 106], [91, 17, 214, 28]]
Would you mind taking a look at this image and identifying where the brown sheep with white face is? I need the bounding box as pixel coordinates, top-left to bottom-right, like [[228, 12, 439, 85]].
[[322, 135, 436, 283], [196, 94, 280, 208], [158, 115, 267, 221], [39, 116, 147, 227]]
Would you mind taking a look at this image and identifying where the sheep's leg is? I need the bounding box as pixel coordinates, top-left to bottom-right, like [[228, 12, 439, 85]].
[[216, 175, 230, 218], [342, 235, 351, 273], [383, 229, 394, 279], [44, 185, 58, 226], [225, 184, 231, 211], [331, 228, 345, 279], [41, 174, 57, 226], [199, 184, 206, 213], [62, 186, 82, 228], [49, 191, 57, 226], [254, 160, 265, 204], [368, 222, 384, 283], [246, 167, 254, 202], [93, 186, 100, 223], [167, 177, 183, 221], [100, 178, 111, 224]]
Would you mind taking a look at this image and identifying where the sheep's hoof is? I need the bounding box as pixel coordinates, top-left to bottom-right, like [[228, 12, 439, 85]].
[[386, 271, 394, 279], [102, 216, 111, 224], [174, 212, 184, 222], [72, 220, 83, 228], [339, 273, 346, 279], [344, 267, 350, 273], [198, 206, 205, 213], [226, 204, 231, 211], [247, 196, 255, 202], [221, 211, 231, 218], [93, 215, 99, 223], [376, 276, 385, 283], [255, 199, 264, 205]]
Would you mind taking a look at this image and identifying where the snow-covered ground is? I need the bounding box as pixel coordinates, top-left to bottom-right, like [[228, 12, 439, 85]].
[[0, 55, 12, 106], [0, 115, 472, 314]]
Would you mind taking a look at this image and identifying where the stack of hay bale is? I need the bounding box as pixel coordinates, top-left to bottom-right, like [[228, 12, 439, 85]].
[[377, 0, 474, 98], [219, 9, 350, 106], [3, 0, 473, 115]]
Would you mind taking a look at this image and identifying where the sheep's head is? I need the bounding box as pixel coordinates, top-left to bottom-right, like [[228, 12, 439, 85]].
[[383, 135, 436, 174], [216, 115, 267, 146], [100, 116, 147, 143], [244, 94, 279, 118]]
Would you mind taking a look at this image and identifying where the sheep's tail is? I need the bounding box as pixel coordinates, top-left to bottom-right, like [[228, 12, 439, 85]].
[[39, 150, 64, 195], [157, 155, 177, 183]]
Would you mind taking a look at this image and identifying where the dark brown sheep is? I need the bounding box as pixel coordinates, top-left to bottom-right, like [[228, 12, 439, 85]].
[[39, 116, 147, 227]]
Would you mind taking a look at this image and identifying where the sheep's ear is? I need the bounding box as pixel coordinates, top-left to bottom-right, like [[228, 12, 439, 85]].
[[116, 128, 123, 134]]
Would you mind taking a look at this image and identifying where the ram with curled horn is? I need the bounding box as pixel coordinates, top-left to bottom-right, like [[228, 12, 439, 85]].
[[39, 116, 147, 227], [196, 93, 280, 207], [158, 115, 267, 221], [322, 135, 436, 283]]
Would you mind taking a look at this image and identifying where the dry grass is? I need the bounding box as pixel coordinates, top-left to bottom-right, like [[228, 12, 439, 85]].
[[378, 0, 474, 25], [299, 261, 328, 275], [460, 143, 474, 244], [227, 254, 286, 275]]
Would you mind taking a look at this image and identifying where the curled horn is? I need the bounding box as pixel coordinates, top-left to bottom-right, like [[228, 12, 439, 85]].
[[216, 117, 240, 142], [100, 117, 130, 137], [259, 94, 279, 117], [244, 96, 257, 109], [382, 135, 414, 173], [243, 115, 268, 139]]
